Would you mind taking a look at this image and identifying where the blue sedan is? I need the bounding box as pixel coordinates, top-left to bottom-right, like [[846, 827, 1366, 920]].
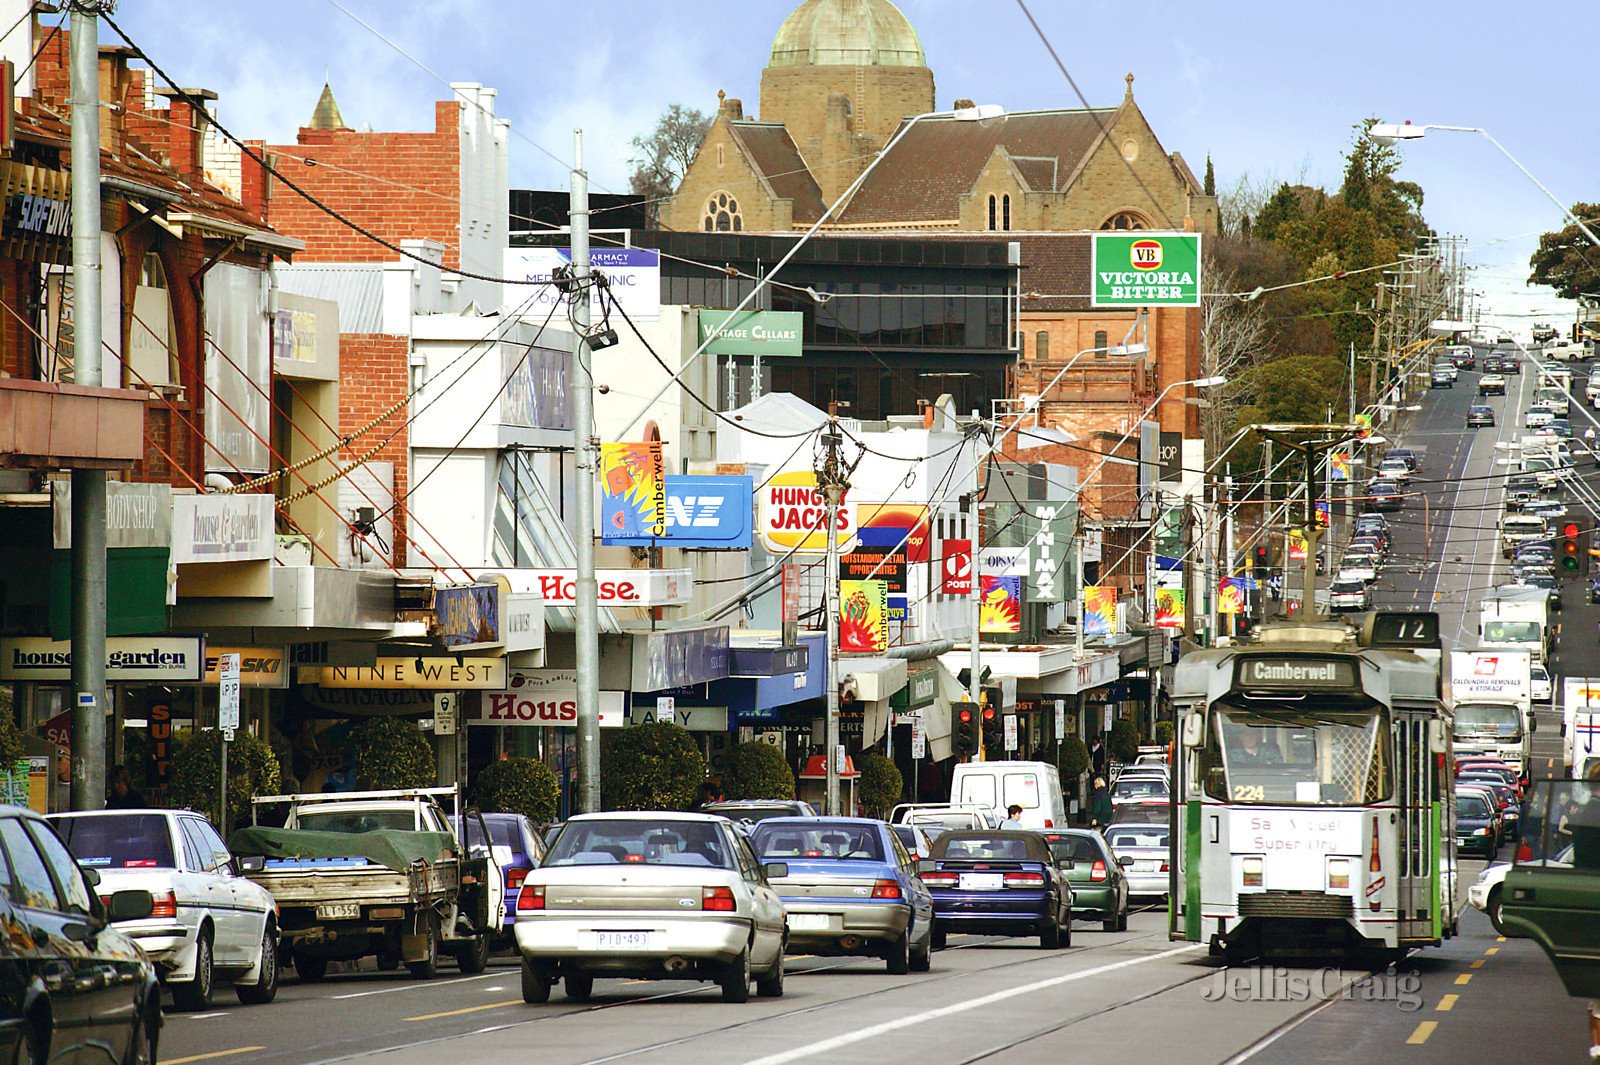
[[751, 817, 935, 974], [453, 812, 546, 947], [921, 830, 1072, 949]]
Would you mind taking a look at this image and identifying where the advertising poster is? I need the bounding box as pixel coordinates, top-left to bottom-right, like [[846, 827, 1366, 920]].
[[1288, 528, 1308, 561], [1155, 588, 1186, 630], [599, 442, 665, 539], [1329, 452, 1350, 481], [1315, 501, 1330, 528], [1218, 577, 1247, 615], [857, 503, 931, 563], [839, 580, 888, 653], [978, 575, 1022, 634], [1083, 586, 1118, 636]]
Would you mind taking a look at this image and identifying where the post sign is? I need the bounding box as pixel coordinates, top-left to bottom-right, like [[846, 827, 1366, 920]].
[[1091, 232, 1202, 307], [697, 310, 804, 357], [218, 653, 241, 732], [941, 539, 972, 594]]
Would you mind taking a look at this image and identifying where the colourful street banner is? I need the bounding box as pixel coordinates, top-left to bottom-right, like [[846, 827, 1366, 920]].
[[1315, 501, 1330, 528], [857, 503, 931, 563], [1083, 585, 1118, 637], [1329, 452, 1350, 481], [1288, 528, 1308, 561], [1155, 588, 1185, 630], [1353, 414, 1372, 438], [600, 442, 665, 539], [839, 579, 888, 653], [1218, 577, 1247, 615], [978, 575, 1022, 634]]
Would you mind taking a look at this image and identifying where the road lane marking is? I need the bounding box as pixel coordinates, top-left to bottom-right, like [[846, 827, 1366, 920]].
[[740, 944, 1199, 1065], [1436, 994, 1458, 1012], [1455, 973, 1472, 985], [1407, 1021, 1438, 1045], [181, 1012, 228, 1020], [1497, 936, 1506, 942], [332, 972, 502, 999], [1469, 959, 1484, 969], [162, 1049, 266, 1065], [1485, 947, 1499, 955], [406, 999, 520, 1022]]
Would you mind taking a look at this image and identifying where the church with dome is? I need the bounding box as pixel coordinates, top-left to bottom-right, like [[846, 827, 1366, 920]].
[[662, 0, 1217, 236]]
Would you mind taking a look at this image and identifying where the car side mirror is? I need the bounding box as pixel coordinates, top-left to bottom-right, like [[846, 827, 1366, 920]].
[[235, 854, 266, 874], [107, 889, 155, 922], [763, 863, 789, 881], [1117, 855, 1136, 868], [1527, 712, 1538, 734], [1182, 714, 1205, 749], [79, 866, 101, 889]]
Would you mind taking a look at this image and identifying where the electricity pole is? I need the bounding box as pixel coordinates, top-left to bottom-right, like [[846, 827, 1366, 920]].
[[819, 411, 849, 816], [967, 487, 984, 753], [569, 130, 602, 813], [69, 2, 107, 811]]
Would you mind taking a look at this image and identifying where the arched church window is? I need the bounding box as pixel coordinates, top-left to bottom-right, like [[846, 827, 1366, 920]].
[[1002, 194, 1012, 231], [1100, 211, 1149, 231], [703, 191, 744, 233], [987, 195, 997, 231]]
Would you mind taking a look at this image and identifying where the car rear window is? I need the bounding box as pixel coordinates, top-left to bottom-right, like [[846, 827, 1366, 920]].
[[1455, 794, 1490, 817], [937, 836, 1034, 860], [751, 823, 883, 861], [296, 810, 417, 833], [1042, 834, 1101, 864], [1114, 778, 1169, 799], [1107, 826, 1168, 849], [545, 819, 735, 869], [52, 814, 175, 869]]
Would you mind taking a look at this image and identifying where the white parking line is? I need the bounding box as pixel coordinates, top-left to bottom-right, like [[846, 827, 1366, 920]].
[[740, 945, 1199, 1065], [330, 972, 502, 1000]]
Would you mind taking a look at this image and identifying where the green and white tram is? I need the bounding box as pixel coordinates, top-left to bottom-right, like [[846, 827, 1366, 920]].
[[1169, 613, 1457, 962]]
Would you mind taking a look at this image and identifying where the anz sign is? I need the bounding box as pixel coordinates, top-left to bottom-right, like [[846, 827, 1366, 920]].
[[602, 475, 753, 549]]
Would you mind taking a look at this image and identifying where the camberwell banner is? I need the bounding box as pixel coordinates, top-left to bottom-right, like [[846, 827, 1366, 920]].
[[1083, 586, 1118, 637], [1218, 578, 1247, 615], [979, 575, 1022, 634], [1155, 588, 1186, 630], [838, 579, 888, 653], [599, 442, 665, 540]]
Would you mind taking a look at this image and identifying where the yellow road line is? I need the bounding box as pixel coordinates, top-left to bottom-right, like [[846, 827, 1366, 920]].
[[1496, 936, 1506, 943], [162, 1050, 267, 1065], [1407, 1021, 1439, 1045], [1469, 959, 1485, 969], [1485, 947, 1499, 955], [1455, 974, 1472, 985], [405, 1000, 521, 1022], [1436, 994, 1458, 1012]]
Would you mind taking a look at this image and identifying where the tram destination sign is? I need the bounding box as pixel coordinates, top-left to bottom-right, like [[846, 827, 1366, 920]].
[[1235, 657, 1359, 691]]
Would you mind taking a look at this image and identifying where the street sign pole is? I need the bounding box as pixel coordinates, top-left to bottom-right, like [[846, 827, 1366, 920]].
[[218, 652, 240, 838]]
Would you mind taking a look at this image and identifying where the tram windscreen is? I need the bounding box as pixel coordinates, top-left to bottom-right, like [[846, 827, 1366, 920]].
[[1203, 706, 1392, 805], [1481, 621, 1540, 644], [1453, 703, 1522, 740]]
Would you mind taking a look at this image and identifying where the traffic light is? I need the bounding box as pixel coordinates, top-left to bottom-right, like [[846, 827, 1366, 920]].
[[1253, 545, 1269, 576], [1561, 522, 1586, 575], [954, 703, 979, 757]]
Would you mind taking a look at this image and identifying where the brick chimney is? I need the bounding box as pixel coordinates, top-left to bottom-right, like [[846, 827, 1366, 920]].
[[953, 98, 976, 111], [97, 45, 135, 154], [155, 86, 216, 186]]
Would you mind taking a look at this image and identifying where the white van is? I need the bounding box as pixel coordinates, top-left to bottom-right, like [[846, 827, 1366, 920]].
[[949, 761, 1065, 829]]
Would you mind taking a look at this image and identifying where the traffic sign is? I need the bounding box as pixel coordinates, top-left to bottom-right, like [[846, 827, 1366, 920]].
[[218, 652, 241, 732], [434, 692, 458, 736], [1003, 714, 1019, 751], [910, 713, 926, 759]]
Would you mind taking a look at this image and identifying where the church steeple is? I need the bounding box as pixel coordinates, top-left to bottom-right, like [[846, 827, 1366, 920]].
[[308, 82, 349, 132]]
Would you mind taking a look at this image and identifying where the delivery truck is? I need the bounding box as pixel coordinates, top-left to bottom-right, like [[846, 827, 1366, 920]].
[[1450, 649, 1534, 771]]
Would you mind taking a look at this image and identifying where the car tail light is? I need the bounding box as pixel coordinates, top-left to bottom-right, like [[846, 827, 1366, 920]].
[[1004, 871, 1046, 888], [702, 886, 736, 912], [506, 867, 530, 890], [150, 891, 178, 919], [870, 880, 902, 899], [1043, 819, 1054, 828], [1089, 860, 1108, 883], [921, 870, 958, 888], [1242, 857, 1264, 888], [517, 884, 545, 912], [1159, 862, 1169, 873]]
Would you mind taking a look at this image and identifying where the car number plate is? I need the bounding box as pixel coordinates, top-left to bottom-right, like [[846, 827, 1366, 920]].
[[315, 903, 360, 920], [958, 873, 1005, 891], [592, 931, 660, 951], [788, 913, 831, 931]]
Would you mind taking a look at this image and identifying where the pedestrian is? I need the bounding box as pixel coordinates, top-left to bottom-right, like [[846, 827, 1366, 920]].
[[1089, 736, 1107, 780], [999, 804, 1024, 830], [1089, 777, 1113, 830], [105, 765, 144, 809], [688, 780, 721, 812]]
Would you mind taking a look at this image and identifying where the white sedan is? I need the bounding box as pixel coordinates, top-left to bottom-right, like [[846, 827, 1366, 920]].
[[51, 809, 280, 1009], [514, 812, 788, 1004]]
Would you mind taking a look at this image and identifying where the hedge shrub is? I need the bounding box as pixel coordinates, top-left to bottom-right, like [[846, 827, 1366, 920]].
[[0, 692, 23, 766], [1108, 717, 1140, 763], [351, 717, 435, 790], [600, 722, 702, 811], [1153, 720, 1174, 747], [720, 742, 795, 801], [167, 730, 281, 828], [473, 757, 559, 825], [856, 752, 902, 818], [1059, 735, 1090, 781]]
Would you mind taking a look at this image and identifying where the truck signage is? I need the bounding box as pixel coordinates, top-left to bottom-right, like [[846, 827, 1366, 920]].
[[1450, 650, 1531, 709]]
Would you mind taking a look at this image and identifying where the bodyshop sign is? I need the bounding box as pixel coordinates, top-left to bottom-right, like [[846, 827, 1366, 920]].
[[525, 569, 691, 607], [1, 636, 205, 682], [601, 475, 753, 548], [1091, 233, 1202, 307]]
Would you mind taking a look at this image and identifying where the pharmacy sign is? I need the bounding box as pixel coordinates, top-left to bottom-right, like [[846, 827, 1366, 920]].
[[1091, 233, 1202, 307]]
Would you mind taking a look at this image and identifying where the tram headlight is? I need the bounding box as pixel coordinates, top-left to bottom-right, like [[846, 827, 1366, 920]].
[[1241, 856, 1264, 888], [1326, 857, 1351, 890]]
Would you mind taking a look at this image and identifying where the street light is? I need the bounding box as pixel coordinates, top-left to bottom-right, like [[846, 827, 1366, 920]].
[[618, 103, 1008, 436], [1367, 122, 1600, 251]]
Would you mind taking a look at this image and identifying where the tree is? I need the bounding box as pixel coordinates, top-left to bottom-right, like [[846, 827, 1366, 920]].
[[1200, 257, 1270, 459], [628, 104, 711, 227], [1528, 204, 1600, 300], [720, 741, 795, 801], [856, 753, 903, 818], [600, 722, 703, 810], [167, 731, 281, 830], [1058, 735, 1089, 781], [473, 757, 559, 825], [350, 718, 435, 791], [1108, 718, 1140, 763], [1203, 155, 1216, 197]]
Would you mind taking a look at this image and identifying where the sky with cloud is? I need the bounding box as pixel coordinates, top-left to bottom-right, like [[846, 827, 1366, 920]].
[[107, 0, 1598, 332]]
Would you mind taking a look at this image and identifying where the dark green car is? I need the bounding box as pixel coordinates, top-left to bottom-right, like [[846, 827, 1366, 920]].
[[1041, 830, 1130, 932]]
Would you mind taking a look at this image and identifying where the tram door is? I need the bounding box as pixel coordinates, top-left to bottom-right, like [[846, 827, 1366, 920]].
[[1395, 713, 1432, 942]]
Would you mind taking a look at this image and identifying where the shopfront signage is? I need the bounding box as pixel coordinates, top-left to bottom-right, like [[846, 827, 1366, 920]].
[[0, 162, 72, 262], [760, 471, 856, 554], [53, 481, 172, 549], [941, 539, 972, 594], [524, 568, 692, 607], [697, 310, 804, 357], [602, 475, 753, 548], [629, 704, 729, 731], [433, 585, 500, 650], [501, 592, 544, 654], [891, 668, 939, 711], [1091, 233, 1203, 307], [200, 646, 289, 689], [477, 670, 624, 728], [838, 547, 906, 593], [171, 493, 275, 563], [631, 625, 730, 691], [304, 657, 509, 690], [728, 645, 809, 678], [6, 190, 70, 242], [504, 246, 660, 323], [0, 636, 205, 682]]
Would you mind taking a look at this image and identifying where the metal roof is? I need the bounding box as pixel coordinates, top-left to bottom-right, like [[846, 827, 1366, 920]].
[[272, 263, 385, 334]]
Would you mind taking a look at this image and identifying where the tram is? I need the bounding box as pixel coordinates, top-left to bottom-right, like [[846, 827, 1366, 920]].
[[1168, 612, 1457, 962]]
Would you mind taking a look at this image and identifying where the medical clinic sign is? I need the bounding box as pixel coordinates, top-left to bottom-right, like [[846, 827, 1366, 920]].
[[1091, 233, 1202, 307], [760, 471, 856, 554]]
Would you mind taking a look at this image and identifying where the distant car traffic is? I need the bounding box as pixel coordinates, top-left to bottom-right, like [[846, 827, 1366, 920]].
[[1526, 405, 1555, 429], [922, 831, 1073, 949], [1455, 789, 1500, 857], [701, 800, 820, 824], [1467, 404, 1496, 427], [1103, 822, 1171, 899], [1330, 578, 1371, 611], [1478, 374, 1507, 396], [1039, 830, 1130, 931], [1365, 481, 1403, 511]]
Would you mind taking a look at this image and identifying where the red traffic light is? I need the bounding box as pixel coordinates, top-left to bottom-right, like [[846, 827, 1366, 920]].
[[1564, 522, 1581, 538], [982, 708, 996, 722], [958, 708, 973, 724]]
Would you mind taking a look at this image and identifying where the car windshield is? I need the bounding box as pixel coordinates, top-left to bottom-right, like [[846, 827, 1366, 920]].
[[1454, 702, 1522, 739], [1106, 825, 1168, 849], [891, 825, 920, 850], [703, 804, 799, 823], [1456, 793, 1491, 818], [544, 819, 735, 869], [1203, 705, 1392, 805], [295, 810, 418, 833], [751, 822, 884, 861], [1482, 621, 1540, 643], [450, 816, 521, 851], [1331, 581, 1364, 594], [52, 814, 175, 869]]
